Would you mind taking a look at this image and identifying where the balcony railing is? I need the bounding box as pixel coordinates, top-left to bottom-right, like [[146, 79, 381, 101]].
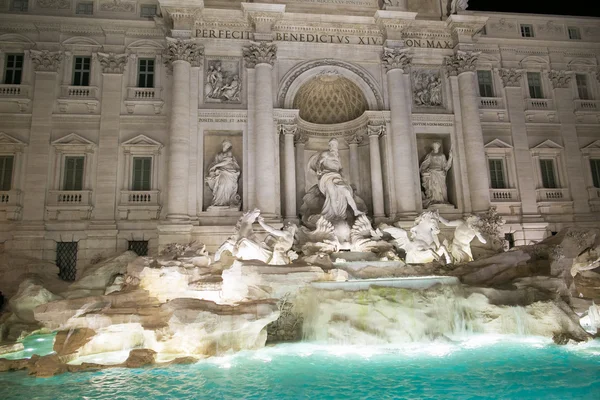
[[127, 87, 161, 100], [47, 190, 92, 206], [479, 97, 504, 109], [120, 190, 160, 205], [525, 98, 554, 110], [575, 99, 600, 112], [536, 188, 570, 202], [0, 190, 21, 207], [489, 188, 519, 202], [60, 86, 98, 99], [0, 84, 30, 98]]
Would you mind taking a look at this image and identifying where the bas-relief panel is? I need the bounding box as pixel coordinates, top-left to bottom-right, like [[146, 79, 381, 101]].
[[203, 131, 243, 211], [412, 69, 443, 108], [99, 0, 135, 13], [36, 0, 71, 9], [204, 58, 242, 104]]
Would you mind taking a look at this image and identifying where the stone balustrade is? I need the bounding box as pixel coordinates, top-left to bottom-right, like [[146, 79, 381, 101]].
[[525, 98, 554, 110], [489, 188, 519, 202], [47, 190, 92, 206], [0, 190, 21, 206], [479, 97, 504, 109], [0, 84, 30, 97], [120, 190, 160, 205], [536, 188, 570, 202], [127, 87, 161, 100], [574, 99, 600, 111], [60, 85, 98, 99]]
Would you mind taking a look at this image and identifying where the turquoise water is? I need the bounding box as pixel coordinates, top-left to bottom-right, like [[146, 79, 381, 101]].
[[0, 333, 56, 361], [2, 336, 600, 400]]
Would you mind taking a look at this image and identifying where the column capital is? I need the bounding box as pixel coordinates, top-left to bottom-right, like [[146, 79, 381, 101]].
[[444, 50, 480, 76], [345, 132, 364, 146], [163, 38, 204, 68], [548, 69, 572, 89], [243, 41, 277, 68], [278, 124, 297, 136], [97, 52, 128, 74], [293, 130, 308, 146], [381, 47, 412, 73], [367, 124, 386, 138], [29, 50, 63, 72], [499, 68, 523, 88]]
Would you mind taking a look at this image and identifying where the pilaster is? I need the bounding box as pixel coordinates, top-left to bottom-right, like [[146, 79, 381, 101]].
[[279, 124, 298, 222], [367, 124, 385, 221]]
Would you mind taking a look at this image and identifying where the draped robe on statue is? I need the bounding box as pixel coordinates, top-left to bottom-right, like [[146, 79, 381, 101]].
[[420, 151, 451, 207], [205, 149, 240, 207]]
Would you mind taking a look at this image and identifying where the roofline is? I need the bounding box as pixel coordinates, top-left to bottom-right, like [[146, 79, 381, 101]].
[[461, 10, 600, 21]]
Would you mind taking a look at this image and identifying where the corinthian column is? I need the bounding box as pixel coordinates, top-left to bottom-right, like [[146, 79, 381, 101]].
[[368, 124, 385, 220], [345, 133, 363, 191], [164, 38, 203, 222], [381, 47, 418, 217], [279, 124, 297, 222], [244, 41, 278, 217], [445, 50, 490, 212]]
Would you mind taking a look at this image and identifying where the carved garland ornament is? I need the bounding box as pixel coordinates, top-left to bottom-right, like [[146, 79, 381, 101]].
[[243, 42, 277, 68], [444, 51, 480, 76], [30, 50, 63, 72], [499, 68, 523, 87], [163, 38, 204, 68], [37, 0, 70, 9], [548, 70, 572, 89], [381, 47, 412, 72], [97, 52, 128, 74], [367, 124, 386, 138]]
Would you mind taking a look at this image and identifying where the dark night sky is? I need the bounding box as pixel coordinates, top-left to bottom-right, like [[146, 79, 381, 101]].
[[468, 0, 600, 18]]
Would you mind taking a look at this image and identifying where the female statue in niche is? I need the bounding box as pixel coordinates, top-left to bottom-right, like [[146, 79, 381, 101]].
[[205, 139, 241, 208], [420, 140, 453, 208]]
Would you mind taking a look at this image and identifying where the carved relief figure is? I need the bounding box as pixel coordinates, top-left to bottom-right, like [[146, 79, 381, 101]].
[[413, 70, 443, 107], [306, 138, 364, 223], [205, 140, 241, 209], [205, 60, 241, 103], [439, 215, 486, 263], [420, 141, 453, 208]]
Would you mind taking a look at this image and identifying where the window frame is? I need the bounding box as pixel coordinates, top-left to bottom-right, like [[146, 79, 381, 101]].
[[520, 24, 535, 38], [75, 1, 94, 15], [50, 133, 96, 193], [0, 155, 15, 191], [121, 135, 162, 193], [477, 70, 495, 98], [539, 159, 558, 189], [488, 158, 507, 189], [568, 27, 581, 40], [140, 4, 157, 18], [530, 140, 566, 193], [590, 159, 600, 189], [0, 133, 26, 198], [575, 73, 590, 100], [137, 58, 155, 88], [131, 156, 152, 191], [72, 56, 91, 87], [62, 155, 85, 191], [4, 53, 24, 85], [526, 72, 544, 99], [10, 0, 28, 12]]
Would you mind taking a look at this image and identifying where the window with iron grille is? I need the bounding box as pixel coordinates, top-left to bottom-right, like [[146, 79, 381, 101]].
[[56, 242, 78, 281], [140, 4, 157, 18], [527, 72, 543, 99], [128, 240, 149, 256], [576, 74, 590, 100], [520, 24, 534, 38], [477, 70, 494, 97], [63, 156, 84, 191], [568, 27, 581, 40], [132, 157, 152, 191], [4, 54, 23, 85], [10, 0, 28, 12], [76, 2, 93, 15], [488, 159, 506, 189], [137, 59, 155, 88], [504, 233, 515, 249], [590, 159, 600, 188], [72, 56, 91, 86], [539, 159, 557, 189], [0, 156, 14, 191]]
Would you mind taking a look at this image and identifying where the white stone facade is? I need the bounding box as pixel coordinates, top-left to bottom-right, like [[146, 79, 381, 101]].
[[0, 0, 599, 268]]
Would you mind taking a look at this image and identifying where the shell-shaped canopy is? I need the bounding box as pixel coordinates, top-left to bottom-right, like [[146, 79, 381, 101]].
[[293, 73, 368, 125]]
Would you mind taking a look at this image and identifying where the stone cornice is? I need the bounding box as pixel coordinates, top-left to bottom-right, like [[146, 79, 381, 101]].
[[374, 10, 417, 42], [97, 52, 128, 74], [444, 50, 480, 76], [163, 37, 203, 67], [381, 47, 411, 72], [243, 42, 277, 68], [29, 50, 63, 72], [241, 3, 285, 34], [547, 70, 572, 89], [499, 68, 523, 87], [445, 14, 488, 42]]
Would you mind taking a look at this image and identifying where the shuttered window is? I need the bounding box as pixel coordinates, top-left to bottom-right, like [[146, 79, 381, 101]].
[[488, 159, 506, 189], [132, 157, 152, 191], [590, 159, 600, 188], [527, 72, 543, 99], [0, 156, 14, 191], [63, 156, 84, 191], [477, 70, 494, 97], [540, 159, 557, 189]]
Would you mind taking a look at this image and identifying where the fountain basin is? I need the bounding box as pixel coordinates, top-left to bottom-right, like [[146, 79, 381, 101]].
[[311, 276, 459, 291]]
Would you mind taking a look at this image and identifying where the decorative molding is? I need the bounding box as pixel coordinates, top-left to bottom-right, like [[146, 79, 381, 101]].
[[36, 0, 70, 9], [367, 124, 385, 138], [97, 52, 128, 74], [51, 133, 96, 153], [412, 69, 443, 107], [99, 0, 136, 13], [531, 139, 563, 151], [344, 132, 364, 145], [537, 21, 563, 34], [381, 47, 411, 73], [499, 68, 523, 88], [0, 132, 27, 152], [29, 50, 63, 72], [444, 50, 479, 76], [548, 70, 572, 89], [278, 124, 297, 136], [490, 18, 516, 32], [163, 38, 204, 68], [121, 134, 163, 152], [243, 41, 277, 68], [484, 138, 513, 149], [581, 140, 600, 155]]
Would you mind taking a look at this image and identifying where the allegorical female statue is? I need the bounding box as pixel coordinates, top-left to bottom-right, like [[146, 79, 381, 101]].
[[420, 140, 453, 208], [205, 140, 241, 209]]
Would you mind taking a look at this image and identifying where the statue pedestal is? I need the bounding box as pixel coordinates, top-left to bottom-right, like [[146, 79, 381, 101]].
[[207, 205, 241, 212]]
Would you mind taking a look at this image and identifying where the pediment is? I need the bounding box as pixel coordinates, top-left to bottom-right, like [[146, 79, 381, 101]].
[[0, 132, 26, 146], [122, 134, 162, 147], [484, 138, 513, 149], [519, 55, 549, 69], [52, 133, 95, 147], [127, 39, 164, 50], [581, 140, 600, 154], [532, 139, 563, 150], [62, 36, 102, 47], [0, 33, 35, 45]]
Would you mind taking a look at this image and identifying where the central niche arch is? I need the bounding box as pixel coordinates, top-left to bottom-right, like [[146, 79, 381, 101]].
[[293, 73, 368, 124], [278, 59, 384, 113]]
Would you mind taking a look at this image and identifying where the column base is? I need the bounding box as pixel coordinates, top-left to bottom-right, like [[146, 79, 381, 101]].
[[165, 214, 191, 223]]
